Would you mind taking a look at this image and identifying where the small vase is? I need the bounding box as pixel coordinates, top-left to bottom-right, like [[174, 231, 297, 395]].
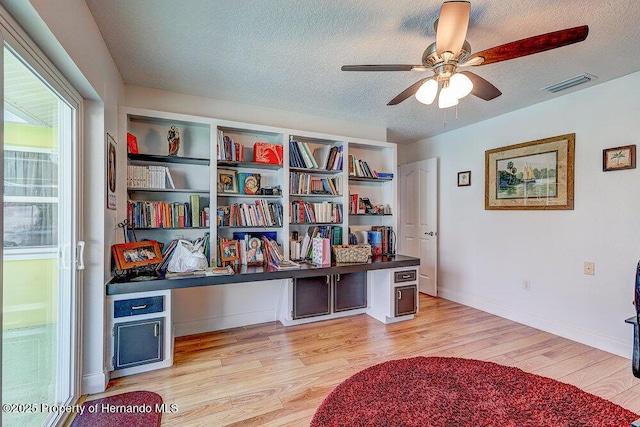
[[167, 125, 180, 156]]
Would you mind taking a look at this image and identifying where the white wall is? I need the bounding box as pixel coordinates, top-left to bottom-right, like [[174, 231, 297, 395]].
[[399, 71, 640, 357], [125, 85, 387, 142]]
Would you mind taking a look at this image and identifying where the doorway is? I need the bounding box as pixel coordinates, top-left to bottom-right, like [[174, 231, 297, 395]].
[[2, 38, 82, 427], [398, 158, 438, 296]]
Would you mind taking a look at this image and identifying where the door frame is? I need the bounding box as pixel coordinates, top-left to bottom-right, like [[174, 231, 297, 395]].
[[0, 6, 84, 426]]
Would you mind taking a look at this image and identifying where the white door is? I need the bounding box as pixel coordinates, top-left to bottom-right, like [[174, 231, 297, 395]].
[[2, 29, 82, 427], [399, 158, 438, 296]]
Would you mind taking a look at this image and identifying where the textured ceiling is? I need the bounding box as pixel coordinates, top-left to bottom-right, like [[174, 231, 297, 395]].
[[85, 0, 640, 144]]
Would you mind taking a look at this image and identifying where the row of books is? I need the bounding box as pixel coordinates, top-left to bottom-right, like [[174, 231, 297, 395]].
[[127, 165, 175, 189], [217, 131, 246, 161], [290, 225, 343, 261], [349, 194, 373, 215], [290, 200, 343, 224], [289, 137, 343, 170], [127, 195, 208, 229], [371, 226, 396, 256], [216, 200, 284, 227], [289, 172, 341, 195], [348, 154, 393, 179]]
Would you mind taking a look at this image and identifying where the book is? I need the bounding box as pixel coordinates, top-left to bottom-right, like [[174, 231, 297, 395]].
[[126, 132, 139, 154], [270, 259, 301, 270], [166, 167, 176, 189], [190, 194, 200, 227], [205, 265, 235, 276]]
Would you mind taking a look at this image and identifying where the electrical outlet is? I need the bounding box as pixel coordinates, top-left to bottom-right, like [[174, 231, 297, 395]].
[[523, 280, 531, 291], [584, 262, 595, 275]]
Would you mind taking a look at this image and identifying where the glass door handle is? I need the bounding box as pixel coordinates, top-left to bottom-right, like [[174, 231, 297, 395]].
[[76, 241, 85, 270]]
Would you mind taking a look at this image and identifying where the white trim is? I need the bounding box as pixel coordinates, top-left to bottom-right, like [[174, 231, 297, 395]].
[[3, 247, 56, 260]]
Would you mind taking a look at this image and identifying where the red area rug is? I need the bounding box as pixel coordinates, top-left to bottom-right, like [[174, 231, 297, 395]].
[[71, 391, 162, 427], [311, 357, 639, 427]]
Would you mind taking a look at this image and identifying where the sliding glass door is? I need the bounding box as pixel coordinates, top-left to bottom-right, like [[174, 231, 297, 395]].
[[2, 38, 81, 427]]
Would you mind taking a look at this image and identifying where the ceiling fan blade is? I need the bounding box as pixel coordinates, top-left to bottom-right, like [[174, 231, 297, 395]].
[[459, 71, 501, 100], [341, 64, 427, 72], [436, 1, 471, 58], [388, 78, 432, 105], [467, 25, 589, 66]]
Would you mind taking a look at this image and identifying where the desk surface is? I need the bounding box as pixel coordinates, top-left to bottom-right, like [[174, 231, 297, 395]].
[[107, 255, 421, 295]]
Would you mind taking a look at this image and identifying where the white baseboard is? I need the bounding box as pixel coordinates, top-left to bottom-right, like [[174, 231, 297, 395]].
[[173, 309, 277, 337], [82, 370, 108, 394], [438, 287, 632, 359]]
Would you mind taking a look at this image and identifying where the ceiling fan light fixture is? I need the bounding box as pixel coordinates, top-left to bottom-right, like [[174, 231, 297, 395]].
[[449, 72, 473, 99], [415, 79, 439, 105], [438, 81, 459, 108]]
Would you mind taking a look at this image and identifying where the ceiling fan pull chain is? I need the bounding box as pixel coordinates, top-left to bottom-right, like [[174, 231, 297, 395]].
[[443, 109, 447, 128]]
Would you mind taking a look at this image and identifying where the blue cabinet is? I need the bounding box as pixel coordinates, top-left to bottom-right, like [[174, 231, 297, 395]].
[[113, 318, 164, 370]]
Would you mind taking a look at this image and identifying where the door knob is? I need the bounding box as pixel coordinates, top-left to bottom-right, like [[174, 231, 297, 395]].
[[424, 231, 436, 236]]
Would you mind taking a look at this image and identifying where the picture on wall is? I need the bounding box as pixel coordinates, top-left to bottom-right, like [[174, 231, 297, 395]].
[[457, 171, 471, 187], [106, 133, 117, 210], [603, 145, 636, 171], [485, 133, 575, 210]]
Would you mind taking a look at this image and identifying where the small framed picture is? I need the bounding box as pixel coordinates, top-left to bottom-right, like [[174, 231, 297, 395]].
[[603, 145, 636, 171], [220, 240, 239, 262], [458, 171, 471, 187], [112, 240, 162, 270], [217, 169, 238, 193]]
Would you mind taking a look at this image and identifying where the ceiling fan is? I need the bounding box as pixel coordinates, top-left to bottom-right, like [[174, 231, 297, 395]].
[[341, 1, 589, 108]]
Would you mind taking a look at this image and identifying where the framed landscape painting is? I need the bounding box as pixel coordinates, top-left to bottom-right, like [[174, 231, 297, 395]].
[[485, 134, 575, 210]]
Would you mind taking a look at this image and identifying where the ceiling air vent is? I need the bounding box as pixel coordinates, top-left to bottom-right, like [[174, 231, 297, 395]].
[[543, 73, 596, 93]]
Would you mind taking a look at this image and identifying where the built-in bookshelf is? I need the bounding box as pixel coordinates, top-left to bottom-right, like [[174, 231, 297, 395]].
[[120, 107, 397, 268], [123, 111, 212, 252]]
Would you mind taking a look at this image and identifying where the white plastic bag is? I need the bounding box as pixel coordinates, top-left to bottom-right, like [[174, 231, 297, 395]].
[[167, 239, 208, 273]]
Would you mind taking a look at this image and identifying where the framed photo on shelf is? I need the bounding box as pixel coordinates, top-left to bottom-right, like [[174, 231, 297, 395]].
[[217, 169, 238, 194], [603, 145, 636, 171], [457, 171, 471, 187], [220, 240, 239, 262], [485, 133, 575, 210], [112, 240, 162, 270]]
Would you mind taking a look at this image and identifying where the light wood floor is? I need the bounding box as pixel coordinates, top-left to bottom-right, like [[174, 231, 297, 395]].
[[94, 295, 640, 426]]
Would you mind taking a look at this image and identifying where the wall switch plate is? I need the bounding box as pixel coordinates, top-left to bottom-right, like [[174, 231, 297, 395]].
[[584, 262, 595, 275]]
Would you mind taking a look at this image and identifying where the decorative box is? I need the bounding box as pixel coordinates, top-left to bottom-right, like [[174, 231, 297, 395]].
[[254, 142, 283, 165]]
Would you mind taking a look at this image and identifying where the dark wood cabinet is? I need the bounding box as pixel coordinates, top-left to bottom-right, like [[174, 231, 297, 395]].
[[294, 272, 367, 319], [334, 272, 366, 312], [293, 275, 331, 319], [395, 285, 417, 317]]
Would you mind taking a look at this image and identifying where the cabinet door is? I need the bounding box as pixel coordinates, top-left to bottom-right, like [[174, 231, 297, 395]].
[[114, 318, 164, 370], [293, 276, 331, 319], [395, 285, 417, 317], [334, 272, 367, 312]]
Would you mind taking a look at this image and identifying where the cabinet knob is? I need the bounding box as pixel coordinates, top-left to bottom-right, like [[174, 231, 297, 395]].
[[131, 305, 147, 310], [397, 290, 402, 300]]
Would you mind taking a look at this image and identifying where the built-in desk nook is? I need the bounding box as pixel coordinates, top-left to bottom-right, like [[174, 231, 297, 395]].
[[106, 255, 420, 377]]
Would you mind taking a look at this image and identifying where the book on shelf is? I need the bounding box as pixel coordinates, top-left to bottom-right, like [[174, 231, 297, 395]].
[[165, 168, 176, 189], [126, 132, 139, 154], [127, 165, 171, 189], [190, 194, 200, 227], [289, 200, 342, 224], [217, 131, 246, 161], [205, 265, 235, 276]]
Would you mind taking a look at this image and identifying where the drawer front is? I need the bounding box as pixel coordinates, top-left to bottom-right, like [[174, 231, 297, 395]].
[[394, 270, 417, 283], [114, 296, 164, 318]]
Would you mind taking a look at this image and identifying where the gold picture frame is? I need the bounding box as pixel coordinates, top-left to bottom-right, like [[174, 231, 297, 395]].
[[485, 133, 575, 210], [217, 169, 238, 194], [112, 240, 162, 270]]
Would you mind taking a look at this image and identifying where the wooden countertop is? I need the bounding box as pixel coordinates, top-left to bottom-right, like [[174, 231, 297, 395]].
[[106, 255, 421, 295]]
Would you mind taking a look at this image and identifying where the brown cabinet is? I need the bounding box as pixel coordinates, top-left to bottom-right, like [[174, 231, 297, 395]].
[[293, 272, 366, 319], [395, 285, 417, 317], [334, 272, 366, 312], [293, 275, 331, 319]]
